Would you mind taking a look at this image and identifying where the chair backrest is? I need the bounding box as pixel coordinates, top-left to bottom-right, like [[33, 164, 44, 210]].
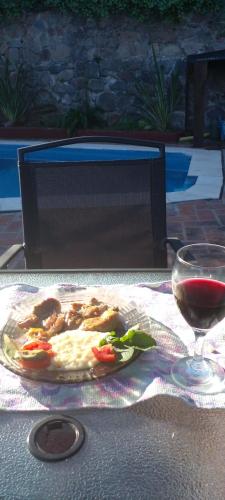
[[17, 136, 167, 269]]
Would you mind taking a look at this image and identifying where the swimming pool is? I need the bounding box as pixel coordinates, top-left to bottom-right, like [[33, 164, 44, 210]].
[[0, 143, 197, 211]]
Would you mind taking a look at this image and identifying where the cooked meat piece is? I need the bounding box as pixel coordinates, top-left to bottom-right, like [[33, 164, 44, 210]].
[[71, 302, 83, 313], [43, 312, 58, 330], [64, 310, 83, 330], [33, 298, 61, 321], [42, 312, 66, 336], [17, 298, 61, 331], [80, 304, 108, 319], [81, 308, 121, 332], [17, 313, 39, 330], [90, 298, 101, 305], [71, 298, 109, 319], [65, 298, 109, 327], [17, 297, 119, 337]]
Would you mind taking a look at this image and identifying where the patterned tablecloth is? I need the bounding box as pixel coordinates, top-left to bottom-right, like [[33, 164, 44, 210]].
[[0, 281, 225, 411]]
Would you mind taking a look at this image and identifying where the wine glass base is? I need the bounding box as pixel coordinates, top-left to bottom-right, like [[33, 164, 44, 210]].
[[171, 356, 225, 395]]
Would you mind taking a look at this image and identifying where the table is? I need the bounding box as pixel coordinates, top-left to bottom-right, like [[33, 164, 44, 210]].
[[0, 270, 225, 500]]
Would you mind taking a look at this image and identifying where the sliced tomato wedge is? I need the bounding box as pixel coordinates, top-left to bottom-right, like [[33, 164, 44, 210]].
[[19, 356, 51, 371], [22, 341, 52, 351], [92, 344, 117, 363]]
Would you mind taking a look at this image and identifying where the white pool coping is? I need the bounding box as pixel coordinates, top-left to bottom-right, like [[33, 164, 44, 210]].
[[165, 146, 223, 203], [0, 141, 223, 210]]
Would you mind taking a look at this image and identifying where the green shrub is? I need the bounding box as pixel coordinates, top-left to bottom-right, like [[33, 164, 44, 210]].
[[61, 102, 105, 135], [0, 0, 223, 21], [112, 116, 141, 131], [0, 58, 32, 125], [136, 45, 181, 131]]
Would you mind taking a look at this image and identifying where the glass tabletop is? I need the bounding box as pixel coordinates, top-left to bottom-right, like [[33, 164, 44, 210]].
[[0, 268, 171, 287], [0, 268, 225, 500]]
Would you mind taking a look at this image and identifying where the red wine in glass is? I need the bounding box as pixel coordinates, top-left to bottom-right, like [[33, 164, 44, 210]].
[[171, 243, 225, 394], [175, 278, 225, 333]]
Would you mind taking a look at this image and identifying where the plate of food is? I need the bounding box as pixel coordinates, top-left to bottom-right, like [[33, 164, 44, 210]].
[[0, 286, 156, 383]]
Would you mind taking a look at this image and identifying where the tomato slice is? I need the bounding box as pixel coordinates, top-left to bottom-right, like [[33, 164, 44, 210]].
[[92, 344, 117, 363], [19, 356, 51, 371], [47, 350, 56, 357], [23, 341, 52, 351], [19, 342, 55, 370]]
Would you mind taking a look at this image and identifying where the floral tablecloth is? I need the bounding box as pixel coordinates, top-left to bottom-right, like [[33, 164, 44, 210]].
[[0, 281, 225, 411]]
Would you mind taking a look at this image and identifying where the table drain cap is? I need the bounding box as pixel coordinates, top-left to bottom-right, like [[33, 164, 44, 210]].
[[28, 414, 85, 461]]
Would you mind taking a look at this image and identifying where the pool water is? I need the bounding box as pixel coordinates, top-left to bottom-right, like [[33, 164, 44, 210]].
[[0, 143, 197, 199]]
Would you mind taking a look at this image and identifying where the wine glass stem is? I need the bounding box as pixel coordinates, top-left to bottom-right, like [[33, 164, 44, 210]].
[[190, 332, 210, 377], [193, 333, 204, 361]]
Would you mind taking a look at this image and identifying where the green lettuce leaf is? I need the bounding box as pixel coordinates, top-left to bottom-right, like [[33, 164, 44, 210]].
[[99, 327, 156, 353], [119, 329, 156, 351], [116, 346, 135, 363]]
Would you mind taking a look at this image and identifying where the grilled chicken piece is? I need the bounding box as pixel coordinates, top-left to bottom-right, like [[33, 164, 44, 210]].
[[81, 308, 120, 332], [67, 298, 108, 326], [17, 298, 61, 330], [70, 299, 108, 319], [64, 310, 83, 329], [43, 313, 66, 336], [90, 298, 101, 305], [18, 313, 39, 330], [80, 303, 108, 319], [33, 298, 61, 320], [71, 303, 83, 313], [17, 297, 120, 337]]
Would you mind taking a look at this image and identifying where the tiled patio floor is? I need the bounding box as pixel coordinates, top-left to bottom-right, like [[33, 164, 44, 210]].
[[1, 191, 225, 269]]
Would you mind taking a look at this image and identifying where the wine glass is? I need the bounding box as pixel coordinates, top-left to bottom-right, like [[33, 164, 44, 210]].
[[171, 243, 225, 394]]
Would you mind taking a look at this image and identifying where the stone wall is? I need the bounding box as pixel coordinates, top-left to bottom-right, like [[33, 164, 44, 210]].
[[1, 11, 225, 130]]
